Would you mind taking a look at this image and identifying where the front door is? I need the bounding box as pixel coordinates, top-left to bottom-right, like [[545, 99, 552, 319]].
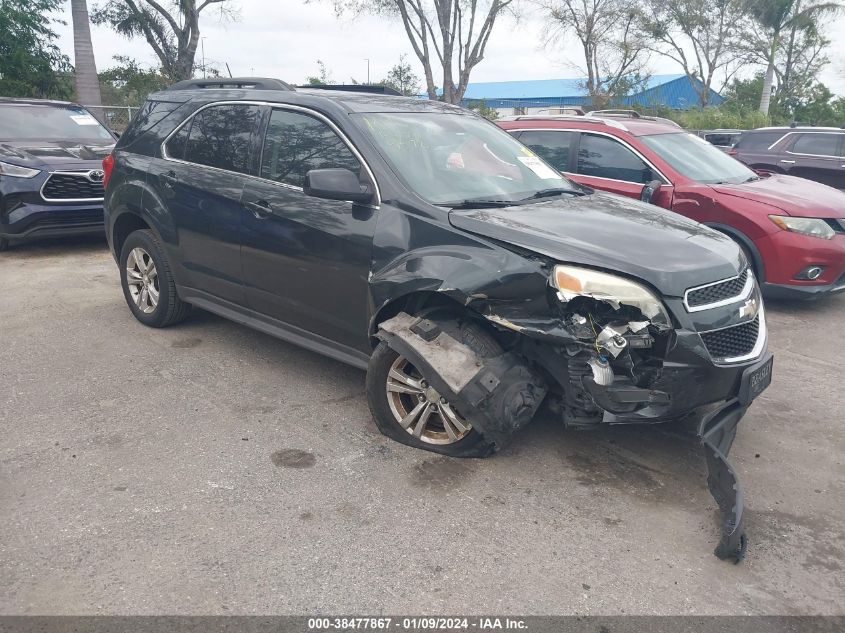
[[240, 106, 378, 354], [150, 102, 262, 303], [571, 132, 673, 207]]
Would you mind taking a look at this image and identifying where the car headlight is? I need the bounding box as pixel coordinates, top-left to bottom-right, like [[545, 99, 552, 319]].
[[551, 265, 671, 326], [0, 161, 40, 178], [769, 215, 835, 240]]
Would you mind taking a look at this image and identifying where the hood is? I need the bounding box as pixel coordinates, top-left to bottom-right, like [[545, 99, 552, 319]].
[[0, 141, 115, 169], [448, 192, 743, 298], [710, 174, 845, 219]]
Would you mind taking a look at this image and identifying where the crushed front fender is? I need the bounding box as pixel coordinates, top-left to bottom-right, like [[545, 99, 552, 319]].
[[377, 312, 547, 449]]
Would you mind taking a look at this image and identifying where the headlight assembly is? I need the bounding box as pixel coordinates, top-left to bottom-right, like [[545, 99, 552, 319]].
[[551, 264, 671, 326], [769, 215, 835, 240], [0, 161, 41, 178]]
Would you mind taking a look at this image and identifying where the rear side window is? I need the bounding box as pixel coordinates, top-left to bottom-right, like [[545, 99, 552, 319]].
[[181, 104, 261, 174], [165, 121, 190, 159], [518, 130, 575, 172], [790, 133, 842, 156], [736, 131, 785, 150], [260, 109, 360, 188], [576, 133, 655, 184]]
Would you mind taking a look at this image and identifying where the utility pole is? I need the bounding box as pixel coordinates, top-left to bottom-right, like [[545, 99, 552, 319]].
[[201, 37, 207, 78], [365, 58, 370, 84]]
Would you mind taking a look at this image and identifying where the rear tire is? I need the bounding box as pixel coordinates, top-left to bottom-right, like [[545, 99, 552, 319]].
[[119, 229, 190, 328], [366, 315, 501, 458]]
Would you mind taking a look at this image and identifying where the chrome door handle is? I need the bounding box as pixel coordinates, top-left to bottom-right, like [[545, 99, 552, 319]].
[[159, 170, 178, 187], [779, 160, 796, 164], [244, 199, 272, 219]]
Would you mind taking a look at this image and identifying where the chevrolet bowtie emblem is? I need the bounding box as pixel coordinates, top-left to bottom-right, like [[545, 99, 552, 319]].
[[739, 297, 759, 320]]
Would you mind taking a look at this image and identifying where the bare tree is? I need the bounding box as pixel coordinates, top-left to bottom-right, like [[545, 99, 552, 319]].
[[71, 0, 103, 108], [538, 0, 649, 108], [746, 0, 842, 114], [91, 0, 237, 82], [638, 0, 750, 107], [325, 0, 515, 103]]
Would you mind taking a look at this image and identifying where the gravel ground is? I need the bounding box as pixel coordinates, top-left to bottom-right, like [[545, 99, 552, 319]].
[[1, 236, 843, 615]]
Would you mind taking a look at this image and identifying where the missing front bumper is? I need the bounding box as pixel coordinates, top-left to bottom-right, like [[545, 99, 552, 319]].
[[699, 400, 748, 562]]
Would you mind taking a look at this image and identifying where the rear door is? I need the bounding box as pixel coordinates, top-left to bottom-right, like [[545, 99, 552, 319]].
[[152, 102, 262, 303], [571, 132, 673, 207], [240, 106, 378, 353], [782, 132, 845, 189]]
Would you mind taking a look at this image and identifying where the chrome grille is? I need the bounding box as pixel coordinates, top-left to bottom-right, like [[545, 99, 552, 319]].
[[41, 173, 104, 201], [701, 316, 760, 361], [686, 269, 749, 309]]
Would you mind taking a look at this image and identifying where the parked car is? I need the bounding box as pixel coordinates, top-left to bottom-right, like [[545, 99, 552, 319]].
[[0, 98, 116, 251], [730, 126, 845, 190], [105, 79, 774, 561], [498, 114, 845, 299], [698, 129, 743, 152]]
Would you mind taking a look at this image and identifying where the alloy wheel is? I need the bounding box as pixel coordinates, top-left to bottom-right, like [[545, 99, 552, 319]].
[[385, 356, 472, 445], [126, 247, 160, 314]]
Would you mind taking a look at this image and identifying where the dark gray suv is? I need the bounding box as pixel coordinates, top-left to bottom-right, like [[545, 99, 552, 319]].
[[731, 127, 845, 190], [104, 78, 775, 562]]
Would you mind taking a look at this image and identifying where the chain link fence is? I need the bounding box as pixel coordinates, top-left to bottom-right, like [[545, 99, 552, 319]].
[[83, 105, 139, 133]]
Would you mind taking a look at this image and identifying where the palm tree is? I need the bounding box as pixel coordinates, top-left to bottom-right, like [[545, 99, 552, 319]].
[[70, 0, 103, 110], [748, 0, 842, 115]]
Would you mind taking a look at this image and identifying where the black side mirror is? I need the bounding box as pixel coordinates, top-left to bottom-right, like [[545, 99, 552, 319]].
[[640, 179, 662, 203], [304, 168, 374, 204]]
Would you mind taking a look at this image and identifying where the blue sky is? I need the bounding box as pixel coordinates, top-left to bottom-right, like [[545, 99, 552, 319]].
[[53, 0, 845, 98]]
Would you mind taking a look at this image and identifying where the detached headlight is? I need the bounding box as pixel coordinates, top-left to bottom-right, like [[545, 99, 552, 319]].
[[769, 215, 835, 240], [0, 161, 40, 178], [551, 265, 671, 326]]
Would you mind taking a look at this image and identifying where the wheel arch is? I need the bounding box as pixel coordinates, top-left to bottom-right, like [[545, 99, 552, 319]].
[[704, 222, 766, 282], [112, 212, 154, 260], [368, 290, 499, 349]]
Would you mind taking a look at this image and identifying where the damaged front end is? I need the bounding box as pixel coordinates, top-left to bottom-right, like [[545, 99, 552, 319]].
[[374, 258, 769, 563]]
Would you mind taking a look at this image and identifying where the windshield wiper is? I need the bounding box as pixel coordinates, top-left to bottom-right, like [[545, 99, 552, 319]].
[[520, 187, 585, 201], [444, 198, 516, 209]]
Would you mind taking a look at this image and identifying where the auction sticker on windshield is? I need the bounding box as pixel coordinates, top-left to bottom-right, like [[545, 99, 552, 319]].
[[517, 155, 561, 180], [70, 114, 99, 125]]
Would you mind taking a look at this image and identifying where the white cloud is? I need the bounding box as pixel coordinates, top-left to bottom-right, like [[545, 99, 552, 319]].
[[52, 0, 845, 96]]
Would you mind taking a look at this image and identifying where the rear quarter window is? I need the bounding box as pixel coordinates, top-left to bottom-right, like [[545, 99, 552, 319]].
[[117, 99, 184, 153]]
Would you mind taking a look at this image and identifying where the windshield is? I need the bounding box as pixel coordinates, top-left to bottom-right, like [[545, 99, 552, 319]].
[[640, 132, 757, 184], [354, 112, 578, 205], [0, 104, 114, 143]]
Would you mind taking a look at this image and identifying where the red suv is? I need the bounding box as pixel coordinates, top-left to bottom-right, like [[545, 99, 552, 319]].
[[497, 113, 845, 299]]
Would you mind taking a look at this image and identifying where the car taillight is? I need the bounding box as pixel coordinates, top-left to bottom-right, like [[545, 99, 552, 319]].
[[727, 148, 738, 156], [102, 153, 114, 189]]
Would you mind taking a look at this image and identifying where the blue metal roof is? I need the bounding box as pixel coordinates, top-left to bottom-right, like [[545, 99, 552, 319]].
[[462, 74, 685, 100], [458, 74, 723, 109]]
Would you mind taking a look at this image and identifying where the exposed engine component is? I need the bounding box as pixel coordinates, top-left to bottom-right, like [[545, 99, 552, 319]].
[[587, 356, 614, 386]]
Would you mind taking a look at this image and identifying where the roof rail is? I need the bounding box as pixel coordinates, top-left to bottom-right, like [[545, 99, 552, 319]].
[[535, 106, 585, 116], [499, 113, 629, 131], [590, 109, 642, 118], [298, 84, 403, 96], [165, 77, 295, 91]]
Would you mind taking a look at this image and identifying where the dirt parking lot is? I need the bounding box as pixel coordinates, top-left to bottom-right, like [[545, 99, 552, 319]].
[[1, 237, 843, 615]]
